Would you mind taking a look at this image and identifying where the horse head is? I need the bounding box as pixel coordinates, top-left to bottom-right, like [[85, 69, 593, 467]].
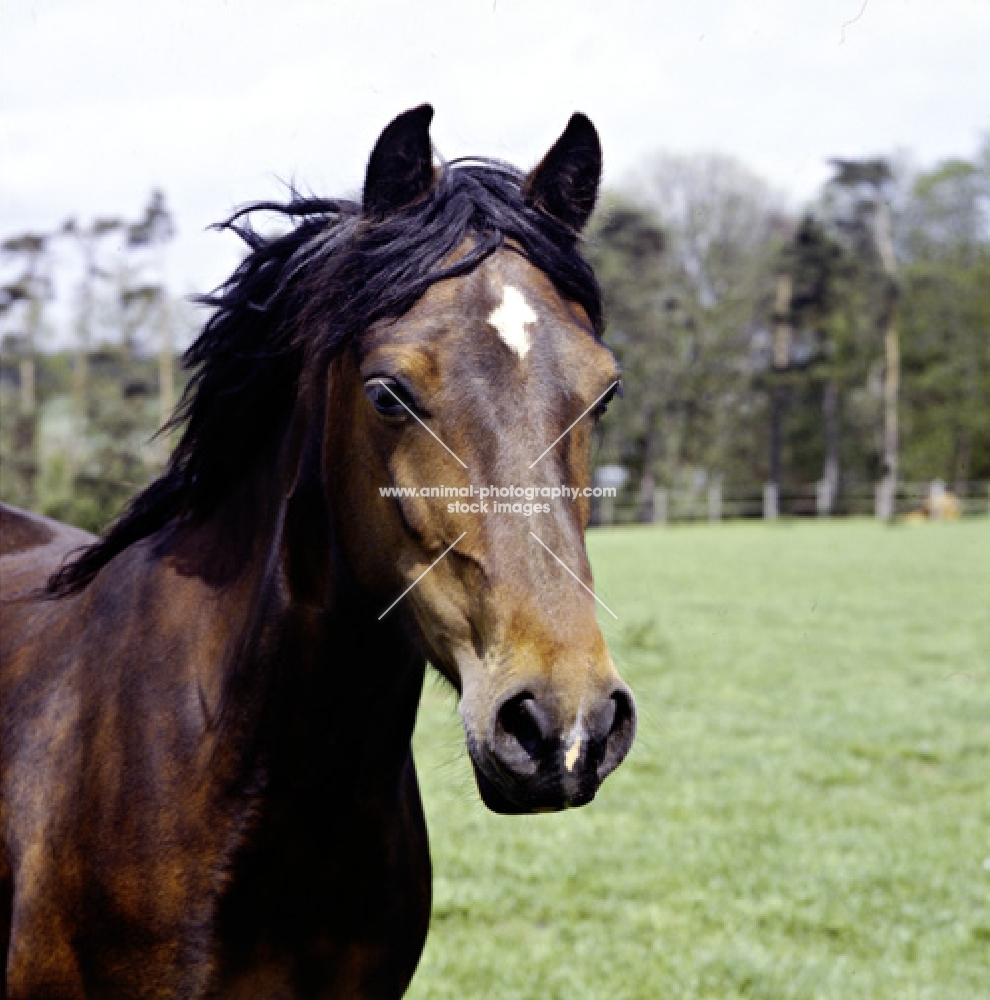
[[321, 107, 636, 813]]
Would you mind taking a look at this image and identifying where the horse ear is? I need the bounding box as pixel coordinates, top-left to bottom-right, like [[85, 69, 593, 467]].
[[523, 113, 602, 233], [363, 104, 436, 219]]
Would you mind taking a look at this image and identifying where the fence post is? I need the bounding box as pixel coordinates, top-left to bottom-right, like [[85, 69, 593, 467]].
[[763, 482, 778, 520], [708, 482, 722, 522], [653, 487, 668, 525], [815, 479, 833, 517], [875, 479, 895, 521]]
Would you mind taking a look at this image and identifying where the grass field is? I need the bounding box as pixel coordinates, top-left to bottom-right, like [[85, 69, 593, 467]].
[[406, 519, 990, 1000]]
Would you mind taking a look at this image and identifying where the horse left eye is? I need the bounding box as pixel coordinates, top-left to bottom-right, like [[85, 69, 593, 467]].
[[593, 381, 621, 420], [366, 378, 415, 419]]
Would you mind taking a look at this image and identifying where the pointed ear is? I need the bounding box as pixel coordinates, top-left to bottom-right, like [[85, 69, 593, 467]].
[[363, 104, 436, 219], [523, 113, 602, 233]]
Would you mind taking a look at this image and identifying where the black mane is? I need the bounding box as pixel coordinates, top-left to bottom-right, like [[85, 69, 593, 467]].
[[47, 159, 604, 596]]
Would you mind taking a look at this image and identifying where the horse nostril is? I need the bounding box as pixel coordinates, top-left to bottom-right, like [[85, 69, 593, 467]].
[[496, 691, 550, 761], [598, 687, 637, 777], [609, 688, 635, 740]]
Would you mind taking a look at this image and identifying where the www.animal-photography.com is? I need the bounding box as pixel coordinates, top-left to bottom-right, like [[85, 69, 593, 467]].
[[1, 2, 988, 997]]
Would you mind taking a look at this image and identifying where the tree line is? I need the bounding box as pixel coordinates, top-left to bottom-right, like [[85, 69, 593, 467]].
[[586, 140, 990, 520], [1, 142, 988, 532], [0, 191, 184, 531]]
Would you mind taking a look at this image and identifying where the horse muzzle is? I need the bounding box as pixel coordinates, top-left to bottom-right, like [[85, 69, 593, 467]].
[[465, 682, 636, 814]]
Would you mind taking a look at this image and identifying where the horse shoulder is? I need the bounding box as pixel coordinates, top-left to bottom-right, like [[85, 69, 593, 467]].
[[0, 531, 252, 996]]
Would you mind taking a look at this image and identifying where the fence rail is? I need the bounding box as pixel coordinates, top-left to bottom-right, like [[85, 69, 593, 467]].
[[591, 481, 990, 526]]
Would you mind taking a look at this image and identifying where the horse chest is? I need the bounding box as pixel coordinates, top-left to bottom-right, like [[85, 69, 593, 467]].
[[210, 764, 431, 999]]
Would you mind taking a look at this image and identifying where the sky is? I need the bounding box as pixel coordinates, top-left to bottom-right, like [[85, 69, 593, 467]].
[[2, 0, 989, 301]]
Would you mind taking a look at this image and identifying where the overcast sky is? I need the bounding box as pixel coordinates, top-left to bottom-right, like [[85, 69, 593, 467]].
[[2, 0, 989, 297]]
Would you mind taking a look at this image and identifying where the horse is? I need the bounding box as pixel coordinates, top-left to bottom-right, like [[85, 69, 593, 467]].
[[0, 105, 636, 998]]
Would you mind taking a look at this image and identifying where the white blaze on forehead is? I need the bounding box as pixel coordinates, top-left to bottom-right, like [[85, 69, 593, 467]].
[[488, 284, 537, 359]]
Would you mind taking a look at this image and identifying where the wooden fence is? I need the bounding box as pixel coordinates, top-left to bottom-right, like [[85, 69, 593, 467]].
[[592, 481, 990, 526]]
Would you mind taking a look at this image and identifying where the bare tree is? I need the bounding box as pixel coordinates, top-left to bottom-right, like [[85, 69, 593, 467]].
[[0, 233, 52, 506], [126, 190, 176, 431], [633, 153, 786, 490], [828, 159, 900, 519], [60, 217, 124, 474]]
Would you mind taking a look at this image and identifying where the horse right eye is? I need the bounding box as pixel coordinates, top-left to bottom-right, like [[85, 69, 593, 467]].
[[366, 378, 415, 419]]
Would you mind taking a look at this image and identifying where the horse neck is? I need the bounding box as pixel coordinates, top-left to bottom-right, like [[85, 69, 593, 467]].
[[180, 442, 425, 796], [267, 588, 427, 794]]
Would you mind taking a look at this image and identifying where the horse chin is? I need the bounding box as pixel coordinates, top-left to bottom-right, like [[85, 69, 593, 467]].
[[471, 760, 598, 815]]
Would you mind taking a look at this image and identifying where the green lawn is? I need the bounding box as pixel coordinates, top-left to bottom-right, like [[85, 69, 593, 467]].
[[407, 519, 990, 1000]]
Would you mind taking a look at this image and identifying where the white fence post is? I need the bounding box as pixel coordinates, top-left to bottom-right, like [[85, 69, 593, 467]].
[[875, 479, 895, 521], [708, 482, 722, 522], [763, 483, 779, 520], [816, 479, 832, 517]]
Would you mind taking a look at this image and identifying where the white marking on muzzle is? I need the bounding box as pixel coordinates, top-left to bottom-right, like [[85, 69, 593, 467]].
[[564, 714, 584, 772], [488, 284, 537, 359]]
